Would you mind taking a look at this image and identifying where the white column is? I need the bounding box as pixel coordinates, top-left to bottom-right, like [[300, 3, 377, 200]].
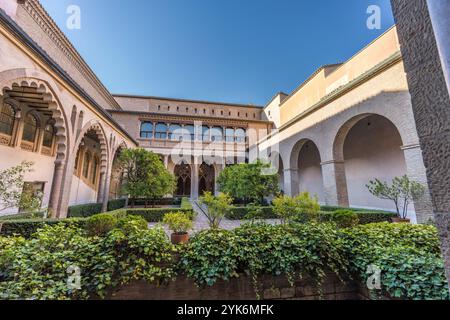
[[283, 168, 299, 197], [191, 163, 199, 199], [320, 160, 349, 207]]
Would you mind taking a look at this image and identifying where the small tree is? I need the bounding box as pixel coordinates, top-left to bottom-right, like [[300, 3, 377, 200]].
[[272, 192, 320, 224], [119, 149, 175, 207], [199, 192, 233, 229], [366, 175, 426, 219], [217, 160, 279, 205], [0, 161, 43, 215]]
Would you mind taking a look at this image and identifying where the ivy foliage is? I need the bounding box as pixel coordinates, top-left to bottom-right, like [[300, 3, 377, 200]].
[[0, 222, 175, 300], [341, 222, 449, 300]]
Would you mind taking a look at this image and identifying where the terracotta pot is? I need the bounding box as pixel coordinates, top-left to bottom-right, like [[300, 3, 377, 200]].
[[391, 217, 411, 223], [171, 232, 190, 245]]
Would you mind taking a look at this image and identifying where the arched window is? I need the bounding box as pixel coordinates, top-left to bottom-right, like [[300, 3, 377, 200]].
[[22, 114, 38, 143], [225, 128, 235, 142], [42, 122, 55, 148], [140, 122, 153, 139], [83, 152, 91, 179], [154, 123, 167, 139], [235, 128, 246, 143], [0, 103, 15, 136], [169, 124, 182, 141], [74, 148, 81, 172], [210, 127, 223, 142], [91, 156, 99, 184]]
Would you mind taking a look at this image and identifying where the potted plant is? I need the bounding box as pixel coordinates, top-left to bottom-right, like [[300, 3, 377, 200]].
[[163, 212, 193, 244], [366, 175, 426, 223]]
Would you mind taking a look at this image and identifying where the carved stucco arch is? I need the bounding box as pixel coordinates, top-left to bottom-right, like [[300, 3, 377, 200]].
[[0, 69, 70, 162], [73, 120, 110, 174]]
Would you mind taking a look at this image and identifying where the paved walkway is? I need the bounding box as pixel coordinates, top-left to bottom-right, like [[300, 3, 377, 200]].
[[148, 200, 281, 236]]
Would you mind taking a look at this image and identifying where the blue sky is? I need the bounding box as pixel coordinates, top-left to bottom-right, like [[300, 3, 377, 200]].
[[40, 0, 395, 106]]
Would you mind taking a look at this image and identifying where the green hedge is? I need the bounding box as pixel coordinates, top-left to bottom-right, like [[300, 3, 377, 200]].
[[126, 207, 194, 222], [129, 197, 182, 206], [67, 199, 127, 218], [225, 206, 276, 220], [0, 218, 87, 238], [0, 211, 45, 221], [320, 205, 393, 213], [225, 205, 396, 224]]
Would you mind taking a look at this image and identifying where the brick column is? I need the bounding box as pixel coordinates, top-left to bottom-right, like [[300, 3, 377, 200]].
[[402, 144, 434, 223], [283, 168, 299, 197], [391, 0, 450, 293], [320, 160, 349, 207]]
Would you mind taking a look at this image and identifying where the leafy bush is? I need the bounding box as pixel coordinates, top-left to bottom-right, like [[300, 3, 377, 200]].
[[0, 218, 87, 238], [341, 222, 449, 300], [163, 212, 193, 234], [0, 211, 45, 220], [330, 210, 359, 228], [85, 213, 119, 237], [0, 223, 175, 300], [116, 215, 148, 234], [199, 192, 233, 229], [273, 193, 320, 224]]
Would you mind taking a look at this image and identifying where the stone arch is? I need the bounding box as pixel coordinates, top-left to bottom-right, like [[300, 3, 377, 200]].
[[332, 113, 409, 213], [288, 138, 324, 200], [267, 150, 285, 193], [0, 71, 69, 162]]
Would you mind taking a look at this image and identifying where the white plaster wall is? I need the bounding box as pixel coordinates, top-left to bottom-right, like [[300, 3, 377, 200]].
[[298, 144, 325, 203], [69, 175, 98, 206], [343, 115, 407, 212], [0, 145, 56, 216]]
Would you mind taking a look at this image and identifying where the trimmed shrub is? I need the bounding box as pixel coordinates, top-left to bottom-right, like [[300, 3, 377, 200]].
[[0, 211, 45, 221], [225, 206, 275, 220], [107, 198, 127, 211], [85, 213, 118, 237], [320, 205, 392, 213], [0, 218, 87, 238], [67, 203, 102, 218], [163, 212, 193, 234], [330, 210, 359, 228]]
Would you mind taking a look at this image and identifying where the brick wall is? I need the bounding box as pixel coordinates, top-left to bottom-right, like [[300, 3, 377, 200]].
[[105, 273, 379, 300]]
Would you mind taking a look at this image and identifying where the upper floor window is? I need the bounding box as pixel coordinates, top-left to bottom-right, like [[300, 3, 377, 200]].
[[155, 123, 168, 139], [169, 124, 182, 141], [225, 128, 235, 142], [42, 122, 55, 148], [140, 122, 153, 139], [183, 125, 195, 141], [235, 128, 246, 143], [210, 127, 223, 142], [199, 125, 209, 141], [22, 114, 38, 143], [0, 103, 15, 136]]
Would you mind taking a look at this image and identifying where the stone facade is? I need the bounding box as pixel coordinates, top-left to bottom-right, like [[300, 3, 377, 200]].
[[390, 0, 450, 293]]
